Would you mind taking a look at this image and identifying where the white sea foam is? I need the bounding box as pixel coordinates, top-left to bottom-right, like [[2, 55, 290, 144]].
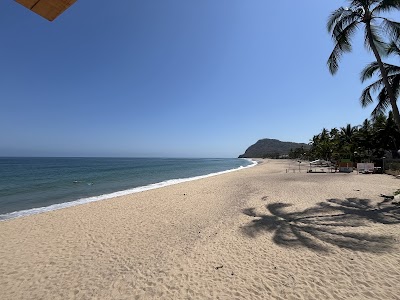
[[0, 159, 257, 221]]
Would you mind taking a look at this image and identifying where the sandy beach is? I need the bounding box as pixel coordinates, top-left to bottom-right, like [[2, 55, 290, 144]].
[[1, 159, 399, 299]]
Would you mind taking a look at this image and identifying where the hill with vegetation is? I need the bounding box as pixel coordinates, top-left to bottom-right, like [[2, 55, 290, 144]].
[[238, 138, 308, 158]]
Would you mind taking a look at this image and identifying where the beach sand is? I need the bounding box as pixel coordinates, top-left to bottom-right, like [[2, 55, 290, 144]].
[[1, 159, 399, 299]]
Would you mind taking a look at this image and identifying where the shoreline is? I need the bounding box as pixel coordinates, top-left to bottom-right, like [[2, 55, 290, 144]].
[[0, 158, 257, 222], [1, 159, 399, 299]]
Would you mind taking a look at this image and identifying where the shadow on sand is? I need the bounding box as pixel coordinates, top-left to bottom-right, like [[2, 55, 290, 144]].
[[241, 198, 400, 252]]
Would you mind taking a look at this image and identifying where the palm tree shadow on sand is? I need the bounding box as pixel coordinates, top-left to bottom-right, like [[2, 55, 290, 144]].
[[241, 198, 400, 253]]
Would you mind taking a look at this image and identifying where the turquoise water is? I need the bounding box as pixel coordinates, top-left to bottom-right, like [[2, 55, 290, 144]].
[[0, 158, 254, 220]]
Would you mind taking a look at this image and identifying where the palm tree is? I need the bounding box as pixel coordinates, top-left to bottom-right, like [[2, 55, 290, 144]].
[[309, 129, 330, 160], [340, 123, 358, 142], [327, 0, 400, 129], [339, 123, 359, 154], [371, 111, 400, 155], [309, 115, 400, 160], [357, 119, 373, 155], [360, 41, 400, 117]]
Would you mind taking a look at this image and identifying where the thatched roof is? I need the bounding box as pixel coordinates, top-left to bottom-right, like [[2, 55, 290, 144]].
[[15, 0, 76, 21]]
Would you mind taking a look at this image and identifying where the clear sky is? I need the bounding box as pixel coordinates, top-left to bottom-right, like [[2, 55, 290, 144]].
[[0, 1, 392, 157]]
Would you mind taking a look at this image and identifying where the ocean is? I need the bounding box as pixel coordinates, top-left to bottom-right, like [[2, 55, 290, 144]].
[[0, 157, 255, 221]]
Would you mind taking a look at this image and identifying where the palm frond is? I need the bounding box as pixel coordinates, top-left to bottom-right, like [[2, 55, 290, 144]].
[[327, 22, 359, 74], [386, 63, 400, 76], [331, 13, 361, 41], [377, 88, 391, 110], [363, 71, 400, 119], [387, 40, 400, 56], [364, 24, 388, 55], [349, 0, 361, 6], [327, 7, 346, 32], [372, 0, 400, 14], [370, 91, 390, 118], [360, 85, 375, 107], [360, 62, 380, 82], [360, 61, 400, 82], [372, 88, 391, 116], [350, 1, 370, 10], [381, 18, 400, 41], [392, 74, 400, 98], [371, 104, 389, 118], [328, 42, 351, 75], [363, 77, 386, 96]]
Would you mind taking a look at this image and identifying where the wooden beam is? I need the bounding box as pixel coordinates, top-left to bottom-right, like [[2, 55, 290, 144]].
[[15, 0, 77, 21]]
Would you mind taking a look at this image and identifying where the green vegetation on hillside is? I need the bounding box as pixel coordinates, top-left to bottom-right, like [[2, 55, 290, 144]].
[[238, 139, 308, 158]]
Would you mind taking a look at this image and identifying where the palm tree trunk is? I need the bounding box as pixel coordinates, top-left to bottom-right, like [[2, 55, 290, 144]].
[[366, 23, 400, 131]]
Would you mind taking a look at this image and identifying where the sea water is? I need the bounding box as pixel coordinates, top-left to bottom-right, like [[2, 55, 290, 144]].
[[0, 157, 255, 220]]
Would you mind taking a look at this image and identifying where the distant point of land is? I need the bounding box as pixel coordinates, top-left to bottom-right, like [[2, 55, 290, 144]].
[[239, 138, 308, 158]]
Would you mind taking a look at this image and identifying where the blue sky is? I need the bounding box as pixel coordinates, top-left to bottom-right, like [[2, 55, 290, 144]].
[[0, 1, 394, 157]]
